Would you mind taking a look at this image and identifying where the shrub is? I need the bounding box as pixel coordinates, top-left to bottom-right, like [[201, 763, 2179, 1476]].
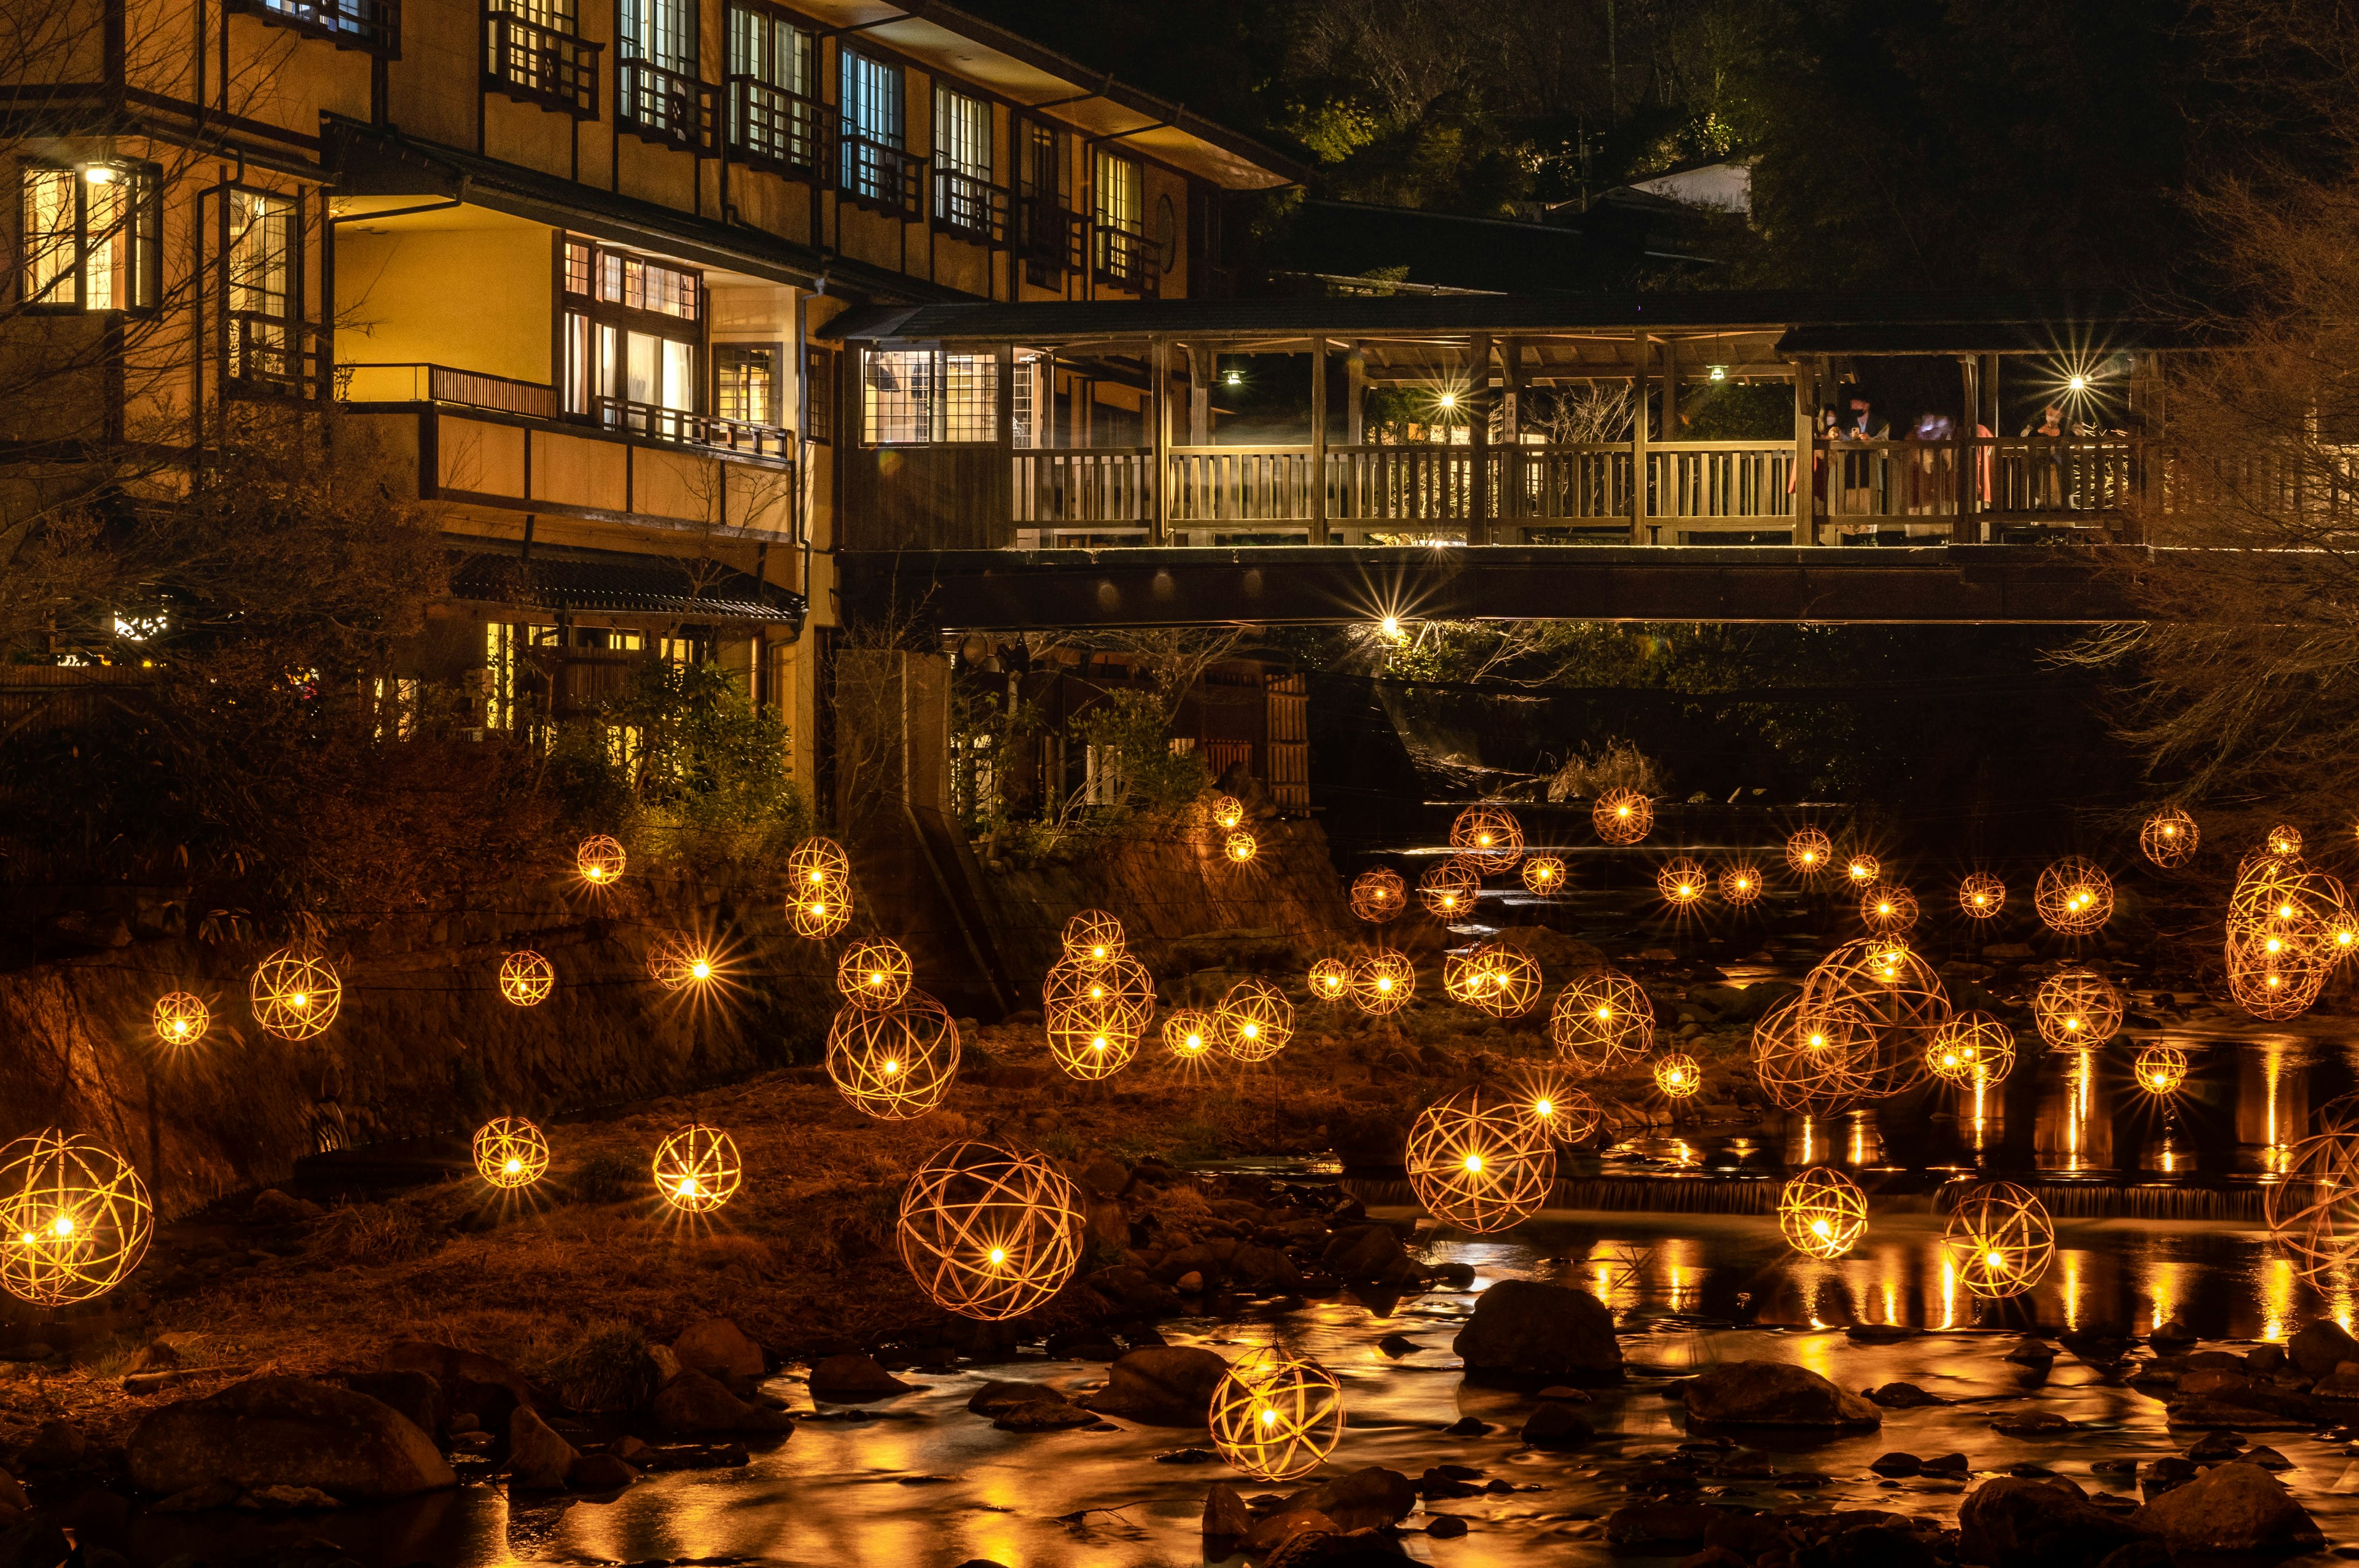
[[539, 1318, 662, 1413]]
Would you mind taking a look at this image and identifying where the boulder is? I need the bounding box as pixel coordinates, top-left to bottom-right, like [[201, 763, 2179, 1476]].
[[966, 1380, 1068, 1418], [2130, 1460, 2323, 1553], [1203, 1481, 1251, 1540], [1956, 1476, 2156, 1568], [673, 1320, 765, 1383], [506, 1407, 577, 1489], [332, 1371, 444, 1440], [1520, 1402, 1593, 1448], [1281, 1467, 1415, 1532], [2287, 1317, 2359, 1377], [1320, 1226, 1425, 1286], [1605, 1502, 1719, 1545], [568, 1452, 638, 1491], [380, 1341, 532, 1429], [993, 1399, 1097, 1432], [1452, 1280, 1624, 1387], [807, 1354, 913, 1403], [1229, 1243, 1304, 1293], [651, 1371, 794, 1435], [1865, 1383, 1944, 1408], [19, 1421, 83, 1469], [1683, 1362, 1880, 1427], [127, 1377, 455, 1500], [1080, 1347, 1229, 1426]]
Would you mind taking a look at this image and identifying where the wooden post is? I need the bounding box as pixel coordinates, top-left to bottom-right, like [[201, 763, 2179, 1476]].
[[1149, 334, 1167, 545], [1309, 337, 1328, 545], [1345, 343, 1365, 445], [996, 341, 1017, 548], [1661, 337, 1678, 440], [1189, 341, 1210, 445], [1955, 355, 1978, 543], [1468, 333, 1492, 545], [1792, 361, 1814, 547], [1501, 337, 1525, 539], [1630, 329, 1649, 545]]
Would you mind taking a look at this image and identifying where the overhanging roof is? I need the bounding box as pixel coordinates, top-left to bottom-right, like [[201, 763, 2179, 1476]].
[[450, 548, 808, 628]]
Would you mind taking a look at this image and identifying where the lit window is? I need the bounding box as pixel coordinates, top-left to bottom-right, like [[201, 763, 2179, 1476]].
[[727, 7, 819, 171], [863, 347, 1000, 445], [933, 87, 994, 236], [227, 189, 297, 384], [840, 50, 904, 203], [18, 164, 159, 311], [715, 344, 776, 426], [561, 240, 702, 422]]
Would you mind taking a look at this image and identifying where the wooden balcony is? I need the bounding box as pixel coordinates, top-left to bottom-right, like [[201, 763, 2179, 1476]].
[[618, 59, 716, 152], [483, 7, 601, 119], [728, 77, 831, 181], [228, 0, 399, 55]]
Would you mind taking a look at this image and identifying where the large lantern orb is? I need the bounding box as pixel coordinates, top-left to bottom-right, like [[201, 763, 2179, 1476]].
[[1060, 909, 1128, 967], [1785, 828, 1833, 876], [1349, 867, 1407, 923], [897, 1140, 1084, 1320], [830, 992, 961, 1115], [1404, 1087, 1557, 1233], [1210, 794, 1246, 830], [1751, 996, 1876, 1114], [1778, 1166, 1869, 1260], [1440, 943, 1543, 1019], [2035, 856, 2114, 935], [787, 887, 853, 940], [1653, 1052, 1703, 1099], [1958, 872, 2007, 919], [1417, 857, 1481, 919], [1217, 977, 1295, 1063], [837, 940, 914, 1010], [1045, 1002, 1141, 1080], [152, 992, 209, 1049], [2266, 1121, 2359, 1279], [1208, 1349, 1345, 1482], [2226, 931, 2334, 1021], [1925, 1012, 2016, 1088], [498, 951, 555, 1008], [1224, 831, 1259, 864], [1350, 951, 1417, 1016], [648, 935, 722, 991], [2267, 824, 2305, 859], [1844, 854, 1881, 887], [249, 950, 343, 1042], [1593, 789, 1653, 846], [1794, 938, 1952, 1094], [1162, 1008, 1218, 1061], [652, 1125, 743, 1213], [1656, 857, 1710, 909], [1043, 953, 1156, 1031], [1943, 1180, 2056, 1298], [1510, 1065, 1605, 1144], [1522, 856, 1569, 896], [1450, 803, 1526, 875], [575, 833, 627, 885], [786, 836, 853, 895], [1550, 969, 1654, 1072], [1860, 884, 1919, 935], [2134, 1042, 2190, 1097], [0, 1132, 152, 1308], [472, 1117, 550, 1189], [2140, 808, 2199, 868], [2031, 968, 2124, 1047], [1719, 860, 1764, 906], [1307, 958, 1353, 1005]]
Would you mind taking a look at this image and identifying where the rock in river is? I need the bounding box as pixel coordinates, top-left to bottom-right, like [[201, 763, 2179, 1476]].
[[2131, 1460, 2325, 1553], [128, 1377, 455, 1500], [2288, 1317, 2359, 1377], [808, 1354, 914, 1403], [1451, 1280, 1623, 1387], [1956, 1476, 2156, 1568], [506, 1407, 577, 1490], [1080, 1347, 1228, 1426], [1683, 1362, 1880, 1427], [651, 1370, 794, 1435]]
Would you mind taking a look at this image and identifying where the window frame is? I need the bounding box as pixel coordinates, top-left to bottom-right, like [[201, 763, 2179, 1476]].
[[861, 343, 1001, 448], [616, 0, 713, 150], [931, 83, 999, 241], [725, 1, 825, 177], [838, 47, 914, 214], [559, 236, 707, 422], [714, 340, 783, 428], [18, 160, 163, 316], [221, 184, 312, 396], [484, 0, 602, 119]]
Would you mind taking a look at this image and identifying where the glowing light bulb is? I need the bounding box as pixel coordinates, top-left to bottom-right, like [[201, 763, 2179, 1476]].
[[51, 1215, 72, 1238], [868, 971, 886, 986], [1812, 1218, 1831, 1238], [1535, 1098, 1554, 1117], [1596, 1006, 1613, 1020], [1242, 1023, 1259, 1039], [2067, 374, 2087, 392], [504, 1158, 522, 1174], [1375, 977, 1393, 993], [587, 867, 607, 881], [884, 1058, 902, 1075], [1985, 1249, 2006, 1270], [1259, 1406, 1278, 1426], [1185, 1034, 1203, 1051], [1463, 1153, 1484, 1173], [989, 1247, 1006, 1265], [289, 993, 308, 1008], [678, 1177, 700, 1198], [1438, 391, 1457, 410]]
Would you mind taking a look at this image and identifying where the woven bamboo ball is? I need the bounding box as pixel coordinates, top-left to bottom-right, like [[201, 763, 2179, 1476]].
[[249, 949, 342, 1041], [1349, 868, 1408, 923], [1210, 794, 1245, 830], [152, 992, 208, 1048], [2226, 929, 2335, 1020], [1594, 789, 1653, 845], [1308, 958, 1353, 1005], [1751, 995, 1876, 1113], [2030, 967, 2124, 1047], [1860, 884, 1919, 934], [1522, 856, 1569, 895], [1656, 856, 1710, 908], [2140, 808, 2199, 867], [1844, 853, 1880, 886], [1925, 1012, 2016, 1088], [1719, 861, 1764, 906], [2267, 824, 2305, 858], [1062, 909, 1128, 965], [1441, 943, 1543, 1018], [1786, 828, 1833, 875], [1217, 977, 1294, 1063], [575, 833, 627, 884], [1208, 1348, 1345, 1482], [897, 1139, 1084, 1320], [2227, 854, 2345, 949], [829, 991, 961, 1115], [2035, 856, 2114, 935], [498, 951, 555, 1007], [1958, 873, 2006, 919], [472, 1117, 550, 1189], [837, 940, 915, 1010], [1043, 953, 1155, 1029], [1653, 1052, 1703, 1099], [1795, 938, 1951, 1091], [1551, 968, 1654, 1072], [1450, 802, 1525, 874], [1942, 1180, 2056, 1298], [648, 935, 720, 991], [1509, 1065, 1606, 1144], [1350, 951, 1417, 1015], [1417, 857, 1481, 919], [2267, 1116, 2359, 1279], [786, 835, 853, 895], [1046, 1001, 1140, 1080], [1224, 830, 1259, 864], [1778, 1166, 1869, 1260], [1404, 1086, 1556, 1232], [1162, 1008, 1217, 1061], [787, 885, 853, 939], [2134, 1042, 2190, 1096], [0, 1131, 152, 1307], [652, 1124, 742, 1212]]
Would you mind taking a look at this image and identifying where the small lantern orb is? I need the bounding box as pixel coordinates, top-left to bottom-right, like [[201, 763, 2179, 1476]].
[[1349, 868, 1408, 923], [1061, 909, 1128, 966], [2031, 967, 2124, 1047], [1046, 1002, 1141, 1080], [575, 833, 627, 884], [1210, 794, 1246, 830], [1958, 872, 2006, 919], [1404, 1086, 1557, 1233], [1778, 1166, 1869, 1260], [1653, 1051, 1703, 1099], [1043, 953, 1156, 1029], [472, 1117, 550, 1189], [897, 1139, 1084, 1320], [1860, 884, 1919, 934], [1224, 830, 1259, 864], [1550, 968, 1654, 1072], [1656, 856, 1710, 908], [1522, 855, 1569, 895], [1308, 958, 1353, 1005], [2035, 856, 2114, 935], [829, 991, 961, 1115], [2227, 929, 2334, 1021], [1208, 1348, 1345, 1482], [1417, 857, 1481, 919], [837, 940, 914, 1010], [1217, 977, 1294, 1063], [152, 992, 209, 1048], [652, 1124, 742, 1212], [249, 950, 343, 1041], [2267, 824, 2304, 859], [2267, 1116, 2359, 1279], [788, 886, 854, 940], [1844, 853, 1881, 886], [1719, 861, 1764, 906], [1510, 1064, 1605, 1144], [1441, 943, 1543, 1019], [1751, 996, 1876, 1114], [1786, 828, 1833, 876], [2140, 807, 2199, 868], [1162, 1008, 1218, 1061], [648, 935, 721, 991], [1593, 789, 1654, 845], [498, 951, 555, 1008], [1925, 1012, 2016, 1088], [1450, 802, 1526, 874], [0, 1131, 152, 1307], [1350, 951, 1417, 1015], [1943, 1179, 2056, 1298], [2134, 1042, 2190, 1096], [786, 835, 853, 895]]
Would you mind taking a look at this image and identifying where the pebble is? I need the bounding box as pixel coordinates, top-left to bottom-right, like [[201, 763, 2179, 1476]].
[[1426, 1516, 1469, 1539], [1442, 1416, 1490, 1437]]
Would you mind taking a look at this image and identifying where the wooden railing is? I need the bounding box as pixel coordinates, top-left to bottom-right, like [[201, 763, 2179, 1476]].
[[619, 58, 714, 151], [230, 0, 399, 53], [1093, 225, 1159, 296], [340, 362, 560, 417], [484, 7, 600, 117], [1017, 197, 1084, 275], [840, 134, 922, 219], [591, 397, 793, 461], [728, 77, 829, 178], [1820, 437, 2142, 525], [227, 317, 331, 401], [934, 168, 1006, 243], [1014, 448, 1153, 525]]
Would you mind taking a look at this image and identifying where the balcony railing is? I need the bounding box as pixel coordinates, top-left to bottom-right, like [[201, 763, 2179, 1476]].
[[619, 58, 715, 151], [934, 168, 1007, 243], [337, 364, 792, 463], [1093, 225, 1159, 296], [1015, 448, 1153, 525], [484, 7, 600, 118], [1017, 197, 1084, 275], [728, 77, 830, 179], [229, 0, 399, 54], [590, 397, 793, 461], [227, 317, 331, 402], [840, 135, 923, 219]]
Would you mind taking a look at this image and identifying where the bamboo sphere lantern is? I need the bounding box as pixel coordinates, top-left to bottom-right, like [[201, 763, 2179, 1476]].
[[1210, 794, 1246, 830], [1522, 855, 1569, 895], [249, 949, 342, 1041], [472, 1117, 550, 1189], [1778, 1166, 1869, 1260], [1550, 967, 1654, 1072], [1450, 802, 1526, 874], [2267, 824, 2305, 858], [788, 884, 854, 940], [1217, 977, 1294, 1063], [575, 833, 627, 885], [1350, 950, 1417, 1015], [1208, 1348, 1345, 1482], [498, 951, 555, 1008], [1404, 1086, 1556, 1232], [1958, 872, 2007, 919], [1653, 1051, 1703, 1099], [652, 1124, 742, 1212], [1719, 860, 1764, 906], [1162, 1008, 1218, 1061], [1061, 909, 1129, 966], [1925, 1011, 2016, 1088], [1510, 1065, 1605, 1144], [1786, 827, 1833, 876], [1593, 789, 1653, 845], [1656, 856, 1710, 908], [897, 1139, 1084, 1320], [837, 940, 915, 1010], [2140, 807, 2199, 868], [152, 992, 208, 1049], [1751, 996, 1876, 1113], [1795, 938, 1952, 1094], [1046, 1000, 1141, 1080], [0, 1131, 152, 1308], [1224, 830, 1259, 864], [1308, 958, 1353, 1005], [829, 992, 961, 1115], [1441, 943, 1543, 1018], [2134, 1042, 2190, 1096], [2035, 856, 2114, 935], [1417, 857, 1481, 919], [648, 935, 721, 991], [786, 835, 853, 895], [1348, 868, 1408, 923], [2031, 967, 2124, 1047], [1043, 953, 1156, 1029], [2226, 929, 2334, 1021], [1844, 853, 1881, 887], [2227, 852, 2345, 950], [1943, 1180, 2056, 1298], [1860, 884, 1919, 934], [2267, 1118, 2359, 1279]]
